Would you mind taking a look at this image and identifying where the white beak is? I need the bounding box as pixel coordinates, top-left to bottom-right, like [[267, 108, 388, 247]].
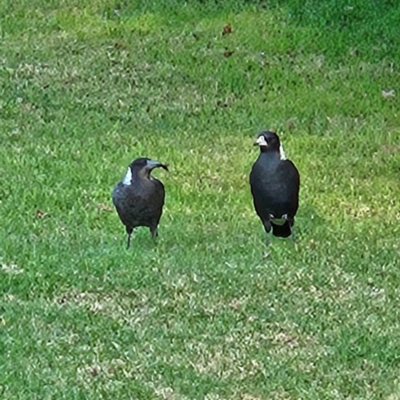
[[255, 136, 268, 146]]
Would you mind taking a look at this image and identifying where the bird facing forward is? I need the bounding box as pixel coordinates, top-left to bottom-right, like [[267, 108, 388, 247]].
[[112, 157, 168, 248], [250, 131, 300, 242]]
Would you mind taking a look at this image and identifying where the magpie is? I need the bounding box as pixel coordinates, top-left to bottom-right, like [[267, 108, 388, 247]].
[[250, 131, 300, 241], [112, 157, 168, 248]]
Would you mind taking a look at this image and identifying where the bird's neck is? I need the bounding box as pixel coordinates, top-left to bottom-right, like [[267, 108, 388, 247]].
[[259, 149, 280, 157]]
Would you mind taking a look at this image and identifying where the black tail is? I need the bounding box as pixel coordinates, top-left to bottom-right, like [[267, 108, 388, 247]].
[[271, 221, 292, 238]]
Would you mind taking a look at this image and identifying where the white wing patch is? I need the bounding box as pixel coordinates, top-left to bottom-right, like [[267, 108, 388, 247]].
[[279, 143, 286, 160], [122, 167, 132, 185]]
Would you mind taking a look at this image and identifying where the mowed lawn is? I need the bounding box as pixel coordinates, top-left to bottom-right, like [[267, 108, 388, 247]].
[[1, 1, 400, 399]]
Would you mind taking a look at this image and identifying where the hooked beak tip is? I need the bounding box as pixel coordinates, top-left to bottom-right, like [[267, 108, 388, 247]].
[[148, 160, 169, 172]]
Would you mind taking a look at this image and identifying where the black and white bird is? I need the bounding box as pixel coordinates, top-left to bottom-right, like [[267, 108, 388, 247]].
[[250, 131, 300, 241], [112, 157, 168, 249]]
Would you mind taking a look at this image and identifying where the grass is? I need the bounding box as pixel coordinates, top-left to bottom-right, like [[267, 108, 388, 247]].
[[1, 0, 400, 398]]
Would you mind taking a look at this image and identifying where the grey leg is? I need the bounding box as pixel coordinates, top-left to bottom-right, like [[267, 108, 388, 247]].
[[150, 226, 158, 241], [126, 227, 133, 249]]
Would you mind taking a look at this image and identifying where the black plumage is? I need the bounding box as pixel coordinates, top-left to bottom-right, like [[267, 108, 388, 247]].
[[112, 157, 168, 248], [250, 131, 300, 240]]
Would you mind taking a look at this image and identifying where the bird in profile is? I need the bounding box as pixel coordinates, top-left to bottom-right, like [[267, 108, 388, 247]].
[[112, 157, 168, 249], [250, 131, 300, 243]]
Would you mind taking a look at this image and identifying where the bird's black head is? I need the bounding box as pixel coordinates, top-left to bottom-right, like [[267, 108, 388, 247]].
[[122, 158, 168, 185], [129, 157, 168, 174], [254, 131, 286, 159], [254, 131, 280, 151]]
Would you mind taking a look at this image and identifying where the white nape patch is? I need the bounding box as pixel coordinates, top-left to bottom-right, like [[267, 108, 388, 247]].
[[270, 213, 288, 226], [279, 143, 286, 160], [122, 167, 132, 185]]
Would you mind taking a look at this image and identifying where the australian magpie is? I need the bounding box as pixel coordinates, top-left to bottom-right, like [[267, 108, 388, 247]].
[[250, 131, 300, 240], [112, 157, 168, 248]]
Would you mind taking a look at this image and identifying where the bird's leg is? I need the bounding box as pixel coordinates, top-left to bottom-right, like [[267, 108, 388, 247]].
[[263, 220, 272, 234], [263, 237, 271, 258], [262, 220, 271, 257], [126, 227, 133, 249], [288, 217, 296, 244], [150, 227, 158, 241]]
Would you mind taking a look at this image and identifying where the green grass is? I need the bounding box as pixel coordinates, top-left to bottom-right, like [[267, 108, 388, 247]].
[[1, 0, 400, 398]]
